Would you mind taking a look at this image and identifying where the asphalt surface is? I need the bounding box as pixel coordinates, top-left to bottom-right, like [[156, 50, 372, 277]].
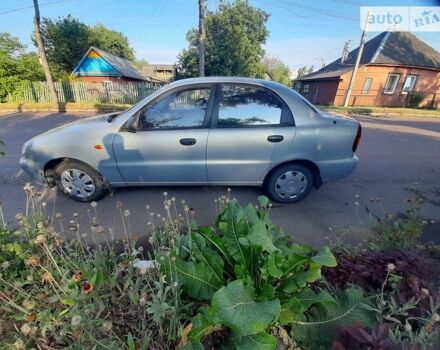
[[0, 112, 439, 246]]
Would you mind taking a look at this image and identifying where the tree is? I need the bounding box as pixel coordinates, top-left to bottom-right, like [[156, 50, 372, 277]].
[[296, 65, 315, 78], [262, 56, 291, 86], [88, 24, 135, 62], [177, 0, 269, 78], [134, 58, 148, 70], [0, 32, 44, 101], [38, 15, 89, 78]]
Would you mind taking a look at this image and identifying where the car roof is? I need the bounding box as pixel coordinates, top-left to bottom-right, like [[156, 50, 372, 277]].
[[168, 76, 284, 90]]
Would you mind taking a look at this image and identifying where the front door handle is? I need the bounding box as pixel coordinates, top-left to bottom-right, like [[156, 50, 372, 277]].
[[267, 135, 284, 143], [180, 138, 197, 146]]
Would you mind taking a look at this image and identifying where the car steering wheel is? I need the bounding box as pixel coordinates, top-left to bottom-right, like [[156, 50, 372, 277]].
[[194, 98, 207, 106]]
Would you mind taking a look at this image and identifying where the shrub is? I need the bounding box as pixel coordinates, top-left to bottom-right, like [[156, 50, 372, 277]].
[[407, 92, 425, 108]]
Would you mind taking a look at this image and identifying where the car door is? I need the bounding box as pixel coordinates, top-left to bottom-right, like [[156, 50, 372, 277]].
[[206, 83, 296, 184], [113, 84, 214, 184]]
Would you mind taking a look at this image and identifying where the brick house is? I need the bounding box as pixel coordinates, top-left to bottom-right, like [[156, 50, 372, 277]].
[[72, 47, 148, 83], [294, 32, 440, 109]]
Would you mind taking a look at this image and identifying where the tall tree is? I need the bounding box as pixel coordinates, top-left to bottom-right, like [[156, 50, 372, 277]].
[[262, 56, 291, 86], [177, 0, 269, 78], [88, 24, 135, 62], [38, 15, 89, 78], [296, 65, 315, 78]]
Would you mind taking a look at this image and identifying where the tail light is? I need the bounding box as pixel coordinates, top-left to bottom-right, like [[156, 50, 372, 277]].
[[352, 123, 362, 152]]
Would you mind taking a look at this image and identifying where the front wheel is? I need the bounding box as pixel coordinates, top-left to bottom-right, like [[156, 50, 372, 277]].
[[54, 160, 107, 202], [265, 164, 313, 203]]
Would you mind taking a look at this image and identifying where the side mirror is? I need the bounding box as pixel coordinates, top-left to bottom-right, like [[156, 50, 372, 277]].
[[126, 115, 138, 133]]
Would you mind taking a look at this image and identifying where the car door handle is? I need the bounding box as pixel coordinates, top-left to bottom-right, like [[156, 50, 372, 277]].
[[267, 135, 284, 143], [179, 138, 197, 146]]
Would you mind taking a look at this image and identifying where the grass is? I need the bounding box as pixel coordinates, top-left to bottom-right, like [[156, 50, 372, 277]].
[[318, 105, 440, 118]]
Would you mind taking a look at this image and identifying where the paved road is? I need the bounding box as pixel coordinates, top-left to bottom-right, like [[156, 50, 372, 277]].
[[0, 112, 439, 246]]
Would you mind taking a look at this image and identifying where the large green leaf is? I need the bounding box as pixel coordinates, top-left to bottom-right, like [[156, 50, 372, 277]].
[[211, 280, 280, 336], [217, 201, 251, 268], [279, 297, 302, 325], [247, 221, 278, 253], [311, 246, 337, 267], [164, 256, 223, 300], [267, 253, 282, 278], [234, 332, 277, 350], [297, 287, 336, 310], [279, 262, 321, 293], [191, 232, 224, 284], [198, 226, 233, 267]]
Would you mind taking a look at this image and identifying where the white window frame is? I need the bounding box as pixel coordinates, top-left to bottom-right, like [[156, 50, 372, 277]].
[[384, 73, 400, 94], [303, 84, 310, 93], [361, 78, 373, 94], [401, 74, 417, 94]]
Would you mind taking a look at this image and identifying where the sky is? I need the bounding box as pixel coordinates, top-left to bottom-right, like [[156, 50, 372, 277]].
[[1, 0, 439, 73]]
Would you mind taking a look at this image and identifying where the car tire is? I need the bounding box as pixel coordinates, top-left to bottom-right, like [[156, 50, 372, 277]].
[[54, 160, 107, 202], [265, 164, 314, 203]]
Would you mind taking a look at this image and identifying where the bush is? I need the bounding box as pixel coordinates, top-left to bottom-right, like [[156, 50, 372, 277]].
[[407, 92, 425, 108]]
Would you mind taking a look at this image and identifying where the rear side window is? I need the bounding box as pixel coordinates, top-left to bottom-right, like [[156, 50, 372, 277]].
[[216, 84, 293, 127]]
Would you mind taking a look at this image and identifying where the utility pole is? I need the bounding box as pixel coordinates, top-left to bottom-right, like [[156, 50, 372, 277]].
[[33, 0, 57, 102], [198, 0, 206, 77], [343, 12, 369, 107]]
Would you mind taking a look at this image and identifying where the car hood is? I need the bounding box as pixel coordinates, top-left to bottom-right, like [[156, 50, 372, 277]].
[[39, 113, 116, 136]]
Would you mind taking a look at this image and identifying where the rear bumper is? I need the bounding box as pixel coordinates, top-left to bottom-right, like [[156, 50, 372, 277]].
[[20, 157, 45, 184], [316, 155, 358, 182]]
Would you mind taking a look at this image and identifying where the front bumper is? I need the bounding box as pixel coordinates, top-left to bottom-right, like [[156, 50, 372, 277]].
[[316, 155, 358, 182], [20, 156, 46, 184]]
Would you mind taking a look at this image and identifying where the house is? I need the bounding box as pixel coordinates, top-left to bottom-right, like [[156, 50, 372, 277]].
[[72, 47, 147, 83], [142, 64, 176, 82], [294, 32, 440, 109]]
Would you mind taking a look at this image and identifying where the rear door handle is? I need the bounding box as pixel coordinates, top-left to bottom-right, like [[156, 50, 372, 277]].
[[180, 138, 196, 146], [267, 135, 284, 143]]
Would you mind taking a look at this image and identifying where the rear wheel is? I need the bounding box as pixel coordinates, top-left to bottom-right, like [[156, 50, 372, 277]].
[[54, 160, 106, 202], [265, 164, 313, 203]]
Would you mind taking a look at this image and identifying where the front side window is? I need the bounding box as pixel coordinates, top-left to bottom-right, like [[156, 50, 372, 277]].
[[217, 84, 293, 127], [140, 87, 211, 129], [362, 78, 372, 94], [384, 74, 400, 94], [402, 75, 417, 93]]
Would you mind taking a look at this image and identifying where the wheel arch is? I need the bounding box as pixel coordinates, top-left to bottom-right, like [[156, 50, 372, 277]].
[[43, 157, 103, 187], [264, 159, 322, 189]]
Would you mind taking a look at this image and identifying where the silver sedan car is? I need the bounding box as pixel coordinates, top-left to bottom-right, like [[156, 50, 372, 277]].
[[20, 77, 361, 203]]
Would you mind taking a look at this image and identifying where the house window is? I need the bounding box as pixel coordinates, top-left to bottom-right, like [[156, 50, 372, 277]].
[[361, 78, 372, 94], [294, 82, 302, 91], [303, 84, 310, 93], [401, 75, 417, 94], [384, 74, 400, 94]]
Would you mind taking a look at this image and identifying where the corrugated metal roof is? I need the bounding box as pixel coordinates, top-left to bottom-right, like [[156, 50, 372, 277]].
[[297, 31, 440, 81], [92, 47, 147, 80]]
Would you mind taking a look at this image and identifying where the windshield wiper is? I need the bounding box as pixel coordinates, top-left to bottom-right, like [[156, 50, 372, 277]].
[[107, 112, 121, 123]]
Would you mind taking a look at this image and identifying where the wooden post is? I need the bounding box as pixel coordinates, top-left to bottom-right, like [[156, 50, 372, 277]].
[[33, 0, 57, 103], [343, 12, 369, 107], [198, 0, 206, 77]]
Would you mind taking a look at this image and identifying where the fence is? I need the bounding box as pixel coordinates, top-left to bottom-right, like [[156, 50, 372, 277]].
[[7, 81, 165, 104]]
